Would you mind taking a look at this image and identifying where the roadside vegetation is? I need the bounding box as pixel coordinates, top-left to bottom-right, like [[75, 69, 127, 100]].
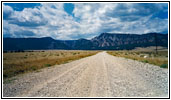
[[107, 50, 168, 68], [3, 50, 99, 79]]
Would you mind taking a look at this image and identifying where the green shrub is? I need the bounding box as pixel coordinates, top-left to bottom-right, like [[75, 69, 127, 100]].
[[133, 58, 137, 60], [44, 64, 51, 67], [30, 66, 37, 71], [140, 55, 144, 57], [143, 60, 148, 63], [160, 64, 168, 68], [73, 53, 77, 55]]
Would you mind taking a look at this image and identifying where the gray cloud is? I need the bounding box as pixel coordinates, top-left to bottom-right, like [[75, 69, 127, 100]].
[[13, 30, 36, 37], [3, 5, 13, 20]]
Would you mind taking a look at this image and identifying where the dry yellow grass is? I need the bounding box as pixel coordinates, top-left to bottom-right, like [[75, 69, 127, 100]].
[[3, 50, 99, 79], [107, 50, 168, 68]]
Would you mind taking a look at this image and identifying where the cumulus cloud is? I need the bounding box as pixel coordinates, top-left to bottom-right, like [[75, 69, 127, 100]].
[[3, 3, 168, 40], [73, 3, 168, 34], [9, 8, 47, 27]]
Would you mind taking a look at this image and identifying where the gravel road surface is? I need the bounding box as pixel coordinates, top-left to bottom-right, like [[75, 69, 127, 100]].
[[3, 52, 168, 97]]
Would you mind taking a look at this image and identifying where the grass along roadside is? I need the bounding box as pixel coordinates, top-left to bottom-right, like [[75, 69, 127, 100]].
[[3, 50, 99, 79], [107, 51, 168, 68]]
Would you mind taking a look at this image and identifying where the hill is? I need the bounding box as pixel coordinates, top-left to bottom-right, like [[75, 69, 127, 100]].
[[3, 33, 168, 50]]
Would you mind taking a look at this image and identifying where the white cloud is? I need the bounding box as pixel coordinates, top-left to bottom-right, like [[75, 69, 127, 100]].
[[3, 3, 168, 40]]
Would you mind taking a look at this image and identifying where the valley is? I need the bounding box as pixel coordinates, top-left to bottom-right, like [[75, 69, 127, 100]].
[[3, 52, 168, 97]]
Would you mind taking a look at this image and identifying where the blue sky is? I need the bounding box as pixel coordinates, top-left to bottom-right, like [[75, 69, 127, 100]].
[[3, 3, 168, 40], [64, 3, 75, 17]]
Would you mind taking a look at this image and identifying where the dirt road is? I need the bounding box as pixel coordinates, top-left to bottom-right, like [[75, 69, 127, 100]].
[[3, 52, 168, 97]]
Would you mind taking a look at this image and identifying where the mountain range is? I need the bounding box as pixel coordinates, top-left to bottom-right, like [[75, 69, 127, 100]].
[[3, 33, 168, 50]]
